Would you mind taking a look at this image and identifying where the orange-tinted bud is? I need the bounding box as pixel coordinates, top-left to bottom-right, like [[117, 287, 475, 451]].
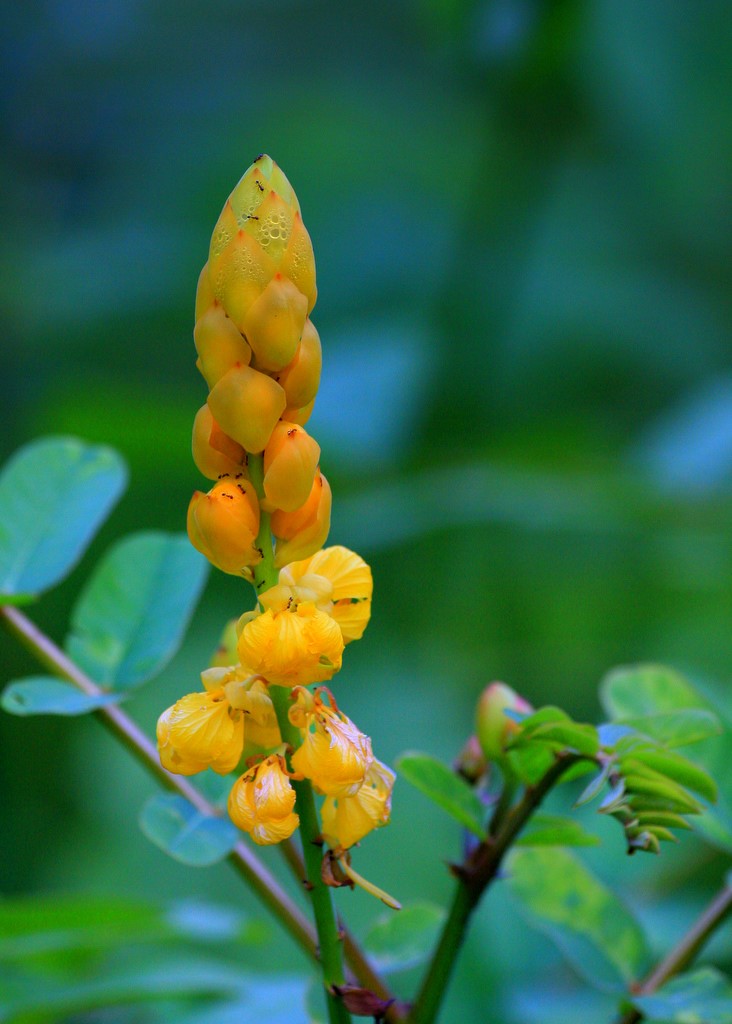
[[194, 303, 252, 389], [262, 422, 320, 513], [192, 405, 247, 480], [278, 209, 317, 315], [272, 469, 332, 568], [242, 274, 308, 372], [186, 477, 261, 575], [277, 319, 322, 409], [476, 682, 533, 762], [282, 398, 315, 426], [195, 262, 215, 322], [207, 364, 286, 454]]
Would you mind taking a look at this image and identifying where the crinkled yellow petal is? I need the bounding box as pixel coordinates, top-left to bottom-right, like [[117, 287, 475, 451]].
[[156, 689, 244, 776], [291, 707, 373, 797], [237, 603, 343, 687], [228, 756, 299, 845], [321, 759, 395, 849], [283, 546, 372, 643]]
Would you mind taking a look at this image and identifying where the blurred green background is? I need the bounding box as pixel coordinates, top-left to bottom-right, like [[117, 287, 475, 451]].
[[2, 0, 732, 1020]]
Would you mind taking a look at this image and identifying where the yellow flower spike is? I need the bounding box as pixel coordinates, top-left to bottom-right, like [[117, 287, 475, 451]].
[[237, 601, 344, 688], [272, 469, 332, 568], [191, 405, 247, 480], [290, 691, 373, 797], [186, 476, 261, 575], [321, 759, 395, 850], [277, 319, 322, 410], [157, 688, 244, 776], [207, 363, 286, 454], [281, 546, 372, 643], [194, 303, 252, 389], [242, 273, 308, 372], [228, 754, 299, 845], [263, 422, 321, 513]]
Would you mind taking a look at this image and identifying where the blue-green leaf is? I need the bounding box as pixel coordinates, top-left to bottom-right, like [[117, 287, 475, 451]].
[[507, 847, 650, 991], [0, 437, 127, 597], [631, 967, 732, 1023], [396, 752, 485, 838], [1, 676, 122, 716], [139, 794, 238, 867], [363, 902, 446, 973], [600, 665, 721, 746], [65, 532, 208, 689]]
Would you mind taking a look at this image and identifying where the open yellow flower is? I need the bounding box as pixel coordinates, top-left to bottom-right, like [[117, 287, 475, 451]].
[[201, 664, 281, 749], [290, 689, 373, 797], [228, 755, 299, 845], [267, 545, 372, 644], [156, 688, 244, 776], [237, 599, 343, 688], [321, 759, 395, 850]]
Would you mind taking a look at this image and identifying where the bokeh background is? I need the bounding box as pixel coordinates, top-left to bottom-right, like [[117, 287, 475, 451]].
[[2, 0, 732, 1020]]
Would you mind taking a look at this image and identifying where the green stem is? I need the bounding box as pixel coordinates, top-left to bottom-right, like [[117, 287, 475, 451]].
[[617, 883, 732, 1024], [249, 454, 351, 1024], [0, 603, 317, 961], [408, 754, 583, 1024]]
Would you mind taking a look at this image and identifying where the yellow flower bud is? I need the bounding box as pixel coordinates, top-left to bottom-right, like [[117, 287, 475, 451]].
[[475, 682, 533, 762], [228, 754, 299, 845], [207, 364, 286, 454], [195, 262, 215, 322], [282, 398, 315, 427], [194, 303, 252, 389], [321, 759, 395, 850], [290, 692, 373, 797], [157, 688, 244, 776], [277, 319, 322, 409], [236, 601, 343, 688], [280, 546, 372, 644], [192, 405, 247, 480], [278, 210, 317, 315], [186, 476, 261, 575], [203, 155, 317, 351], [242, 274, 307, 372], [262, 422, 320, 513], [272, 470, 332, 568]]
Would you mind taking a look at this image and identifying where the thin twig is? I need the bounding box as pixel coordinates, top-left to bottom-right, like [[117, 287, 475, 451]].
[[408, 754, 585, 1024], [617, 883, 732, 1024], [1, 605, 316, 957]]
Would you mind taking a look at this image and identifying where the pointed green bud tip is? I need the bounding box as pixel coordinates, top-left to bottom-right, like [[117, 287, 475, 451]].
[[475, 682, 533, 762]]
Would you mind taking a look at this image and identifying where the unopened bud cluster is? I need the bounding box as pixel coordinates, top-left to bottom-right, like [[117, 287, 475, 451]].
[[159, 157, 394, 855], [188, 154, 329, 576]]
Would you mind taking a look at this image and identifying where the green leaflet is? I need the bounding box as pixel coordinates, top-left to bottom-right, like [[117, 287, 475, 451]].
[[0, 437, 127, 598]]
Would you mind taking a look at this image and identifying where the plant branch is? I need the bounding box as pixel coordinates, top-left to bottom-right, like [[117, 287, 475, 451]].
[[408, 754, 584, 1024], [0, 603, 317, 962], [617, 882, 732, 1024], [249, 453, 351, 1024]]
